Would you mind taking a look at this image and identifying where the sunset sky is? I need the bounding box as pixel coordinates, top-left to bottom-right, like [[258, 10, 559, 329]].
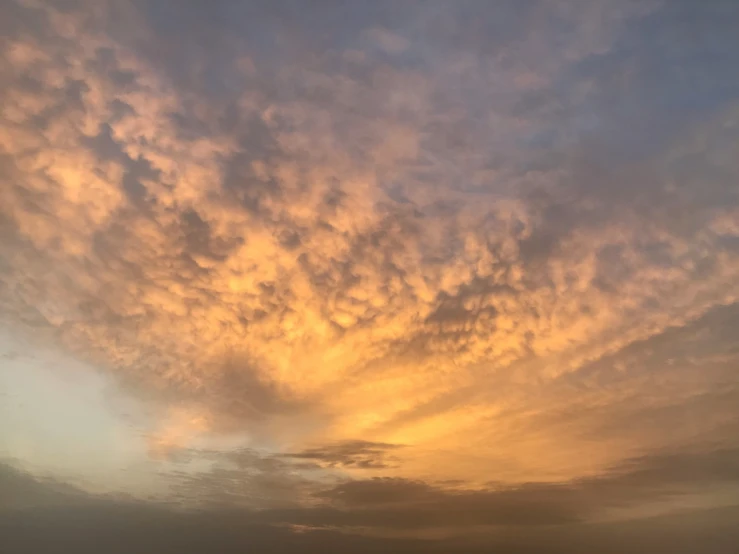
[[1, 1, 739, 552]]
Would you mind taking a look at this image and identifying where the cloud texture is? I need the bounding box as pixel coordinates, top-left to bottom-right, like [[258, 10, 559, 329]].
[[1, 0, 739, 551]]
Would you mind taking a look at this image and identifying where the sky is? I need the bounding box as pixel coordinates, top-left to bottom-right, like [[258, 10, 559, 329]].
[[1, 0, 739, 552]]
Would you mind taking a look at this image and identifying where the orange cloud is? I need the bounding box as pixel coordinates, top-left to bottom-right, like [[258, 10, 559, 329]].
[[1, 0, 738, 504]]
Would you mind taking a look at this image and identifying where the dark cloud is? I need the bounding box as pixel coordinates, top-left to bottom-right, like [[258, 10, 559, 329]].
[[178, 209, 244, 262], [4, 456, 739, 553], [136, 439, 739, 533], [305, 480, 579, 529], [84, 123, 159, 205], [294, 445, 739, 531], [280, 440, 404, 469], [0, 463, 88, 510], [5, 501, 739, 554], [0, 500, 452, 554]]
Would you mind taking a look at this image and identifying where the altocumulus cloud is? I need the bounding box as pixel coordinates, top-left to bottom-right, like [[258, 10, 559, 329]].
[[1, 0, 739, 551]]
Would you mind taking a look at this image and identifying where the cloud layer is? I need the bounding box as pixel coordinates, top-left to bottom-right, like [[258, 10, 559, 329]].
[[1, 0, 739, 550]]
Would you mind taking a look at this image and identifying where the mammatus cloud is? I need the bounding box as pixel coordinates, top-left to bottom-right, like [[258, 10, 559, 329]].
[[1, 0, 739, 550]]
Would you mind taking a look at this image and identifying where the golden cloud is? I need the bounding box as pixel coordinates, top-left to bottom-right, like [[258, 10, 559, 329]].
[[1, 0, 739, 493]]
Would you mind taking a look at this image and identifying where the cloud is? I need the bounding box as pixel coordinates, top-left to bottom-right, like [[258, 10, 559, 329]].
[[4, 441, 739, 550], [1, 1, 739, 547], [6, 500, 739, 554], [280, 440, 404, 469], [0, 463, 88, 510], [274, 444, 739, 532]]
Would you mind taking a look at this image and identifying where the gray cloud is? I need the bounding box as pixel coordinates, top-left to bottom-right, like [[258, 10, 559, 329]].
[[290, 446, 739, 531], [5, 501, 739, 554], [280, 440, 404, 469], [4, 444, 739, 552], [124, 433, 739, 533], [0, 463, 88, 510]]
